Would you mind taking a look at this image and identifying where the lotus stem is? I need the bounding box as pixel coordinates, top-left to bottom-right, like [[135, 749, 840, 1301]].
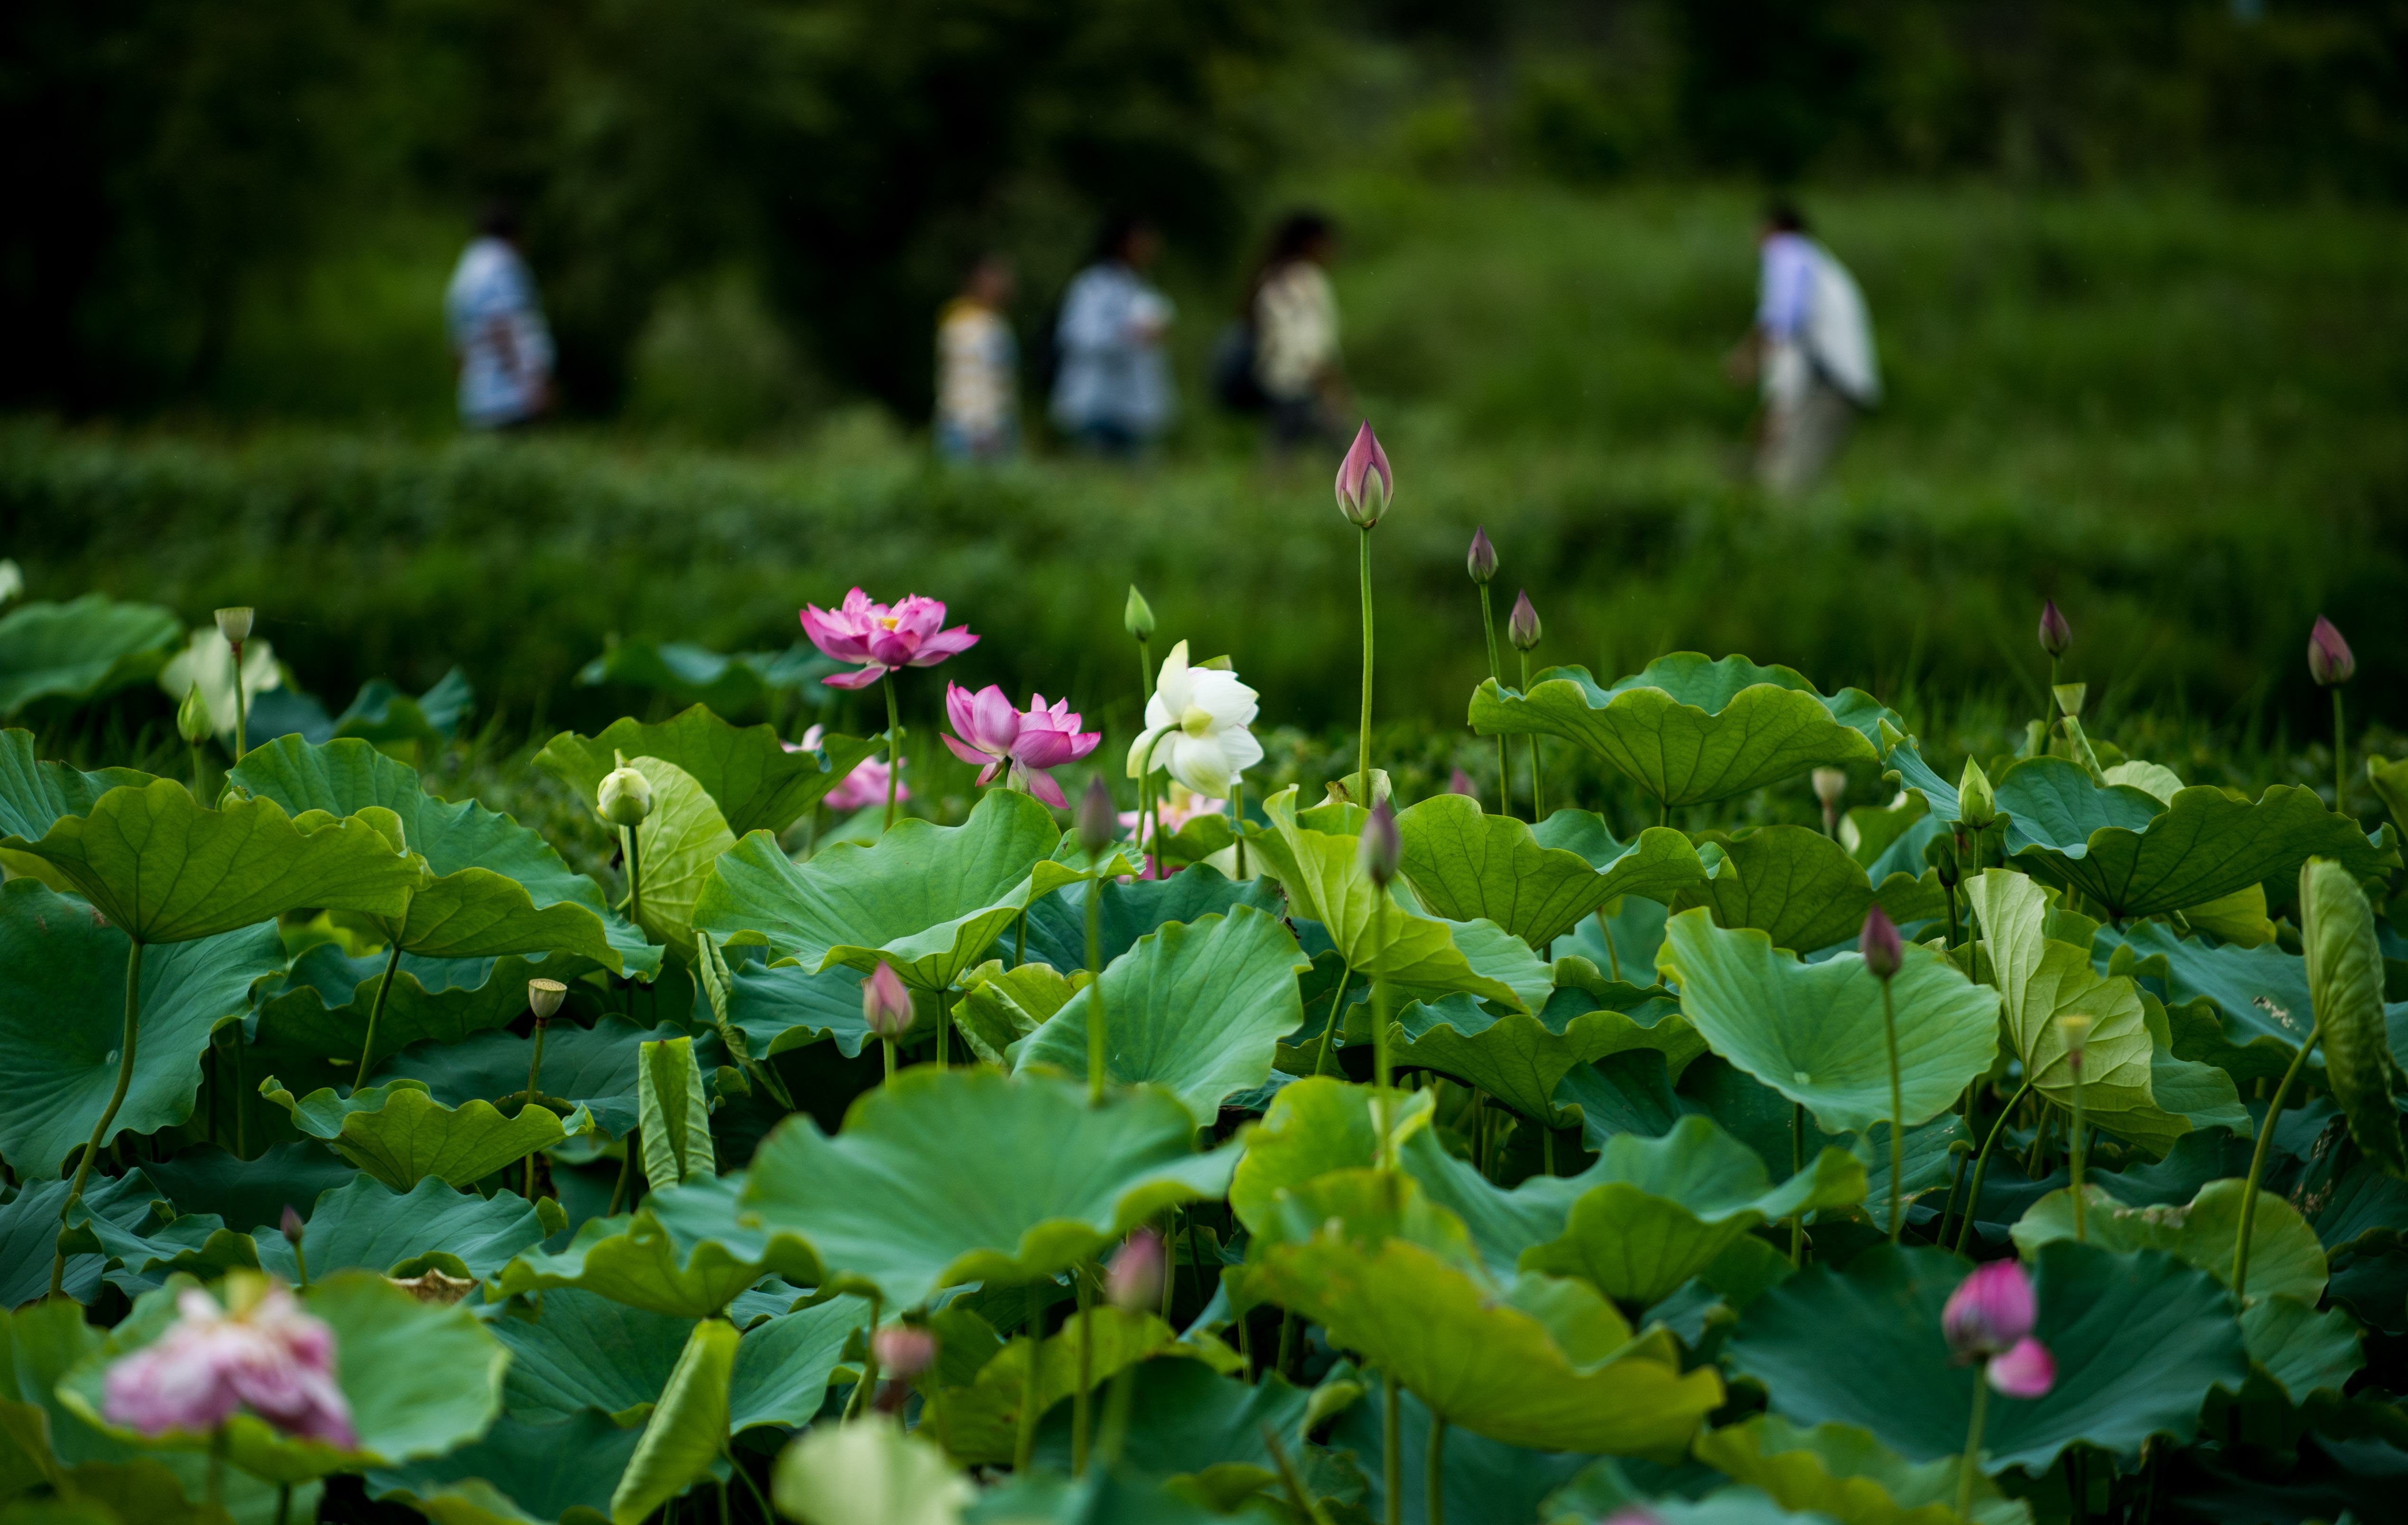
[[2334, 689, 2348, 817], [1233, 780, 1248, 880], [1160, 1210, 1179, 1324], [1541, 1125, 1554, 1177], [728, 1442, 775, 1520], [848, 1293, 885, 1420], [234, 1030, 247, 1159], [882, 1036, 897, 1083], [1372, 898, 1395, 1174], [1086, 866, 1108, 1105], [1955, 1080, 2033, 1256], [277, 1482, 292, 1525], [1882, 979, 1905, 1242], [622, 825, 645, 933], [1477, 583, 1509, 817], [1427, 1409, 1448, 1525], [1014, 1306, 1043, 1471], [1791, 1102, 1806, 1265], [1015, 910, 1027, 967], [1136, 633, 1161, 880], [2068, 1054, 2087, 1242], [936, 989, 950, 1069], [881, 672, 904, 833], [522, 1011, 551, 1199], [1310, 966, 1353, 1077], [207, 1428, 227, 1517], [1072, 1269, 1094, 1474], [2233, 1020, 2319, 1299], [353, 941, 405, 1093], [231, 642, 247, 762], [1100, 1361, 1135, 1468], [1955, 1374, 1991, 1522], [1594, 908, 1622, 983], [1262, 1424, 1330, 1525], [1356, 525, 1375, 811], [191, 743, 205, 803], [1519, 651, 1544, 821], [52, 936, 146, 1296], [1382, 1371, 1402, 1525], [609, 1130, 636, 1216]]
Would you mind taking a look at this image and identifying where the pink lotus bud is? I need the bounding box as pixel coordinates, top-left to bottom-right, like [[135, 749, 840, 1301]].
[[1466, 527, 1497, 584], [1986, 1335, 2057, 1398], [1106, 1229, 1166, 1312], [1077, 775, 1118, 859], [1334, 422, 1393, 528], [871, 1324, 937, 1381], [2308, 616, 2354, 687], [2037, 601, 2072, 658], [1943, 1260, 2037, 1362], [1358, 799, 1401, 886], [1449, 768, 1478, 797], [1508, 591, 1541, 652], [861, 962, 913, 1040], [1860, 904, 1902, 981], [280, 1206, 305, 1247]]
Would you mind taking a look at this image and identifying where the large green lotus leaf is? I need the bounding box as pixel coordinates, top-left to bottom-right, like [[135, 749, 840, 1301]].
[[941, 1306, 1189, 1466], [1995, 758, 2397, 919], [259, 1076, 591, 1191], [1395, 795, 1705, 949], [774, 1414, 974, 1525], [1467, 654, 1892, 811], [2240, 1295, 2366, 1404], [229, 737, 655, 973], [0, 1173, 163, 1307], [490, 1288, 695, 1424], [742, 1066, 1242, 1308], [0, 879, 284, 1176], [1391, 977, 1702, 1126], [2011, 1178, 2327, 1305], [723, 955, 878, 1060], [1018, 867, 1287, 974], [1248, 1227, 1725, 1453], [728, 1295, 873, 1434], [695, 789, 1084, 992], [535, 705, 883, 838], [1324, 1377, 1590, 1525], [494, 1176, 815, 1320], [56, 1190, 268, 1297], [1010, 907, 1308, 1127], [2103, 922, 2320, 1079], [1552, 1050, 1710, 1153], [1693, 1414, 2024, 1525], [1521, 1117, 1865, 1306], [380, 1017, 699, 1142], [366, 1408, 642, 1525], [1656, 909, 1999, 1135], [609, 1317, 738, 1525], [1226, 1077, 1436, 1236], [0, 731, 150, 887], [1248, 787, 1538, 1010], [1727, 1242, 2248, 1470], [1672, 827, 1927, 956], [1878, 734, 1967, 825], [1530, 810, 1713, 904], [248, 1175, 548, 1283], [61, 1269, 507, 1484], [0, 779, 426, 944], [1020, 1359, 1309, 1506], [622, 755, 733, 958], [0, 596, 181, 717]]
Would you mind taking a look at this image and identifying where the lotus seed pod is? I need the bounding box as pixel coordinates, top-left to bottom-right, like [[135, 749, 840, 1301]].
[[870, 1324, 937, 1381], [861, 961, 913, 1040], [2056, 1013, 2094, 1068], [1957, 757, 1996, 830], [175, 683, 213, 744], [1358, 799, 1402, 887], [1107, 1229, 1166, 1312], [1811, 768, 1847, 810], [1507, 590, 1542, 652], [214, 606, 255, 644], [1465, 527, 1498, 584], [2308, 616, 2355, 687], [1859, 904, 1903, 981], [2051, 683, 2086, 720], [2037, 600, 2072, 658], [1076, 775, 1117, 859], [596, 764, 654, 827], [1124, 585, 1155, 641], [280, 1205, 305, 1247], [527, 978, 568, 1020]]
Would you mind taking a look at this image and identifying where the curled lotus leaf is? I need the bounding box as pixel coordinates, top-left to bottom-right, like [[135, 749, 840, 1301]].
[[1673, 826, 1939, 956], [1389, 973, 1702, 1127], [259, 1076, 592, 1192], [496, 1173, 821, 1319], [2011, 1178, 2327, 1305], [535, 704, 882, 838], [1395, 793, 1705, 949]]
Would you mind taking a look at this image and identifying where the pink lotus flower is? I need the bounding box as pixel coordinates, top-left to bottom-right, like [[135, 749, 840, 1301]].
[[1107, 1229, 1166, 1312], [793, 726, 906, 811], [801, 589, 979, 690], [104, 1280, 357, 1449], [1943, 1260, 2036, 1361], [1449, 768, 1479, 797], [941, 684, 1100, 808], [1119, 784, 1227, 849], [1985, 1335, 2057, 1398]]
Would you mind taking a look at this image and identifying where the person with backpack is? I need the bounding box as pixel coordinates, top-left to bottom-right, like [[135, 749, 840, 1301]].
[[1727, 201, 1881, 495], [1050, 216, 1175, 458]]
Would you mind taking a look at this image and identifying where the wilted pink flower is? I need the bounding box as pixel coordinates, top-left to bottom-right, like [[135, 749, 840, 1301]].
[[793, 726, 907, 811], [1107, 1230, 1166, 1312], [861, 962, 913, 1040], [1985, 1335, 2056, 1397], [1860, 905, 1903, 981], [1335, 422, 1393, 528], [941, 684, 1100, 809], [801, 589, 979, 690], [2308, 616, 2354, 687], [1944, 1260, 2037, 1362], [104, 1281, 356, 1449], [1449, 768, 1478, 797]]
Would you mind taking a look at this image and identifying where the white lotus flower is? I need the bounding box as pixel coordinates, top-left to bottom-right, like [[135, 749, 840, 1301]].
[[1126, 641, 1263, 799]]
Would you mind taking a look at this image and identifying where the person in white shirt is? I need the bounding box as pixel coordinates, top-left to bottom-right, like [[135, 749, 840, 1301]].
[[1050, 217, 1175, 457], [1729, 202, 1881, 495], [935, 254, 1020, 462], [443, 203, 554, 430], [1250, 211, 1347, 455]]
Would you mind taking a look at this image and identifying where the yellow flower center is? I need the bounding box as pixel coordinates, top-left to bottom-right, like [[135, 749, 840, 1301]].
[[877, 615, 901, 630]]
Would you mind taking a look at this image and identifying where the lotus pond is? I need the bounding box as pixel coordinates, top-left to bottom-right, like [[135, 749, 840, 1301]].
[[0, 479, 2405, 1525]]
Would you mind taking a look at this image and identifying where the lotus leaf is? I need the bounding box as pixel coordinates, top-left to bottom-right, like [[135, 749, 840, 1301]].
[[0, 1173, 169, 1308], [1227, 1077, 1436, 1235], [1530, 809, 1713, 900], [496, 1178, 818, 1320], [1655, 909, 1999, 1135], [721, 953, 882, 1060], [0, 731, 150, 884], [743, 1066, 1242, 1308], [578, 637, 835, 715], [1390, 977, 1701, 1126], [489, 1288, 695, 1424], [1017, 866, 1286, 974], [2240, 1295, 2366, 1403], [729, 1296, 873, 1433], [940, 1306, 1185, 1465], [609, 1317, 738, 1525], [2103, 922, 2322, 1081], [0, 596, 181, 718], [1692, 1414, 2023, 1525], [956, 961, 1082, 1067], [1878, 735, 1964, 824], [2011, 1177, 2327, 1303], [366, 1409, 644, 1525], [230, 737, 655, 972], [535, 705, 881, 838], [774, 1414, 973, 1525], [1395, 794, 1705, 948], [637, 1035, 715, 1189], [1022, 1360, 1310, 1507], [252, 1175, 549, 1284], [1552, 1050, 1711, 1152], [260, 1076, 592, 1191], [1011, 906, 1307, 1125], [1672, 826, 1937, 955], [379, 1016, 698, 1141], [1727, 1242, 2248, 1469]]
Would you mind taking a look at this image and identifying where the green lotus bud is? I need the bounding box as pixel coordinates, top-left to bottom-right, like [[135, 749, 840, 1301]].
[[1124, 585, 1156, 641], [214, 606, 254, 644], [2052, 683, 2086, 720], [527, 978, 568, 1020], [1957, 757, 1996, 830], [597, 762, 654, 827], [175, 683, 214, 744], [2301, 857, 2405, 1176]]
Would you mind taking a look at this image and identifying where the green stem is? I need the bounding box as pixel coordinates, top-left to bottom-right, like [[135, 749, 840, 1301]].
[[1881, 979, 1904, 1241], [883, 672, 904, 834], [729, 1445, 775, 1521], [2334, 688, 2348, 817], [352, 941, 405, 1093], [1356, 526, 1375, 809], [207, 1427, 227, 1517], [1263, 1423, 1330, 1525], [52, 937, 144, 1297], [1015, 1307, 1043, 1472], [231, 642, 248, 762], [844, 1294, 884, 1419], [192, 743, 205, 802], [1427, 1408, 1448, 1525], [623, 825, 645, 934], [1955, 1374, 1991, 1522], [1595, 909, 1621, 983], [1468, 1088, 1486, 1178], [1233, 780, 1248, 880], [2069, 1054, 2088, 1241], [1541, 1125, 1554, 1177], [936, 989, 950, 1069], [1310, 966, 1353, 1077], [1137, 634, 1156, 879], [277, 1481, 292, 1525], [1100, 1365, 1135, 1468], [293, 1222, 312, 1292], [1373, 898, 1394, 1173], [1955, 1081, 2033, 1256], [233, 1029, 247, 1159], [1015, 909, 1027, 967], [1072, 1270, 1094, 1474], [522, 1015, 552, 1200], [608, 1130, 636, 1216], [883, 1036, 897, 1084], [1382, 1371, 1402, 1525], [1087, 860, 1108, 1104], [1790, 1102, 1806, 1266], [2233, 1020, 2319, 1298], [1478, 582, 1508, 818], [1520, 651, 1543, 821], [1160, 1210, 1179, 1325]]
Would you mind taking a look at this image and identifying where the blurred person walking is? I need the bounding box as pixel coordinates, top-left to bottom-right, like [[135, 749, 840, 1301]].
[[1050, 216, 1175, 457], [1727, 202, 1880, 495], [1249, 211, 1348, 455], [935, 253, 1020, 462], [444, 202, 554, 430]]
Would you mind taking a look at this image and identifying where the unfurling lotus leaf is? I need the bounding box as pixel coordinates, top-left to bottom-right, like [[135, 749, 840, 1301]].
[[609, 1318, 740, 1525], [2301, 857, 2405, 1176], [258, 1076, 592, 1192], [637, 1035, 715, 1191], [2011, 1178, 2327, 1305], [535, 704, 882, 838], [1468, 653, 1895, 812], [1394, 793, 1705, 948]]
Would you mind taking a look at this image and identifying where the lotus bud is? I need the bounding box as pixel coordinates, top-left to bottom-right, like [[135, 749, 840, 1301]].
[[1076, 775, 1117, 860], [870, 1324, 937, 1382], [2308, 616, 2354, 687], [861, 962, 913, 1040], [1507, 591, 1542, 652], [1466, 527, 1498, 584], [175, 683, 214, 744], [2037, 600, 2071, 658], [1943, 1259, 2037, 1362], [1957, 757, 1996, 830], [1358, 799, 1401, 887], [1449, 767, 1478, 797], [2051, 683, 2086, 720], [1860, 904, 1903, 980], [1124, 585, 1155, 641], [280, 1205, 305, 1248], [1106, 1229, 1166, 1313], [527, 978, 568, 1020], [1985, 1336, 2057, 1397], [1334, 421, 1393, 528], [596, 762, 654, 827], [214, 606, 255, 645], [1812, 768, 1847, 811]]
